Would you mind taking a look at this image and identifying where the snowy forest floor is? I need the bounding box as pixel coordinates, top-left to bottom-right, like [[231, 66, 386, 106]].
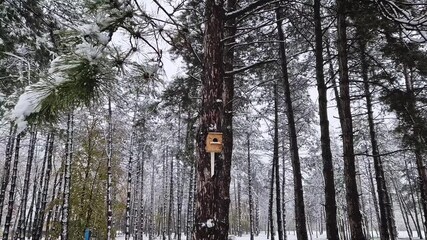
[[114, 231, 422, 240]]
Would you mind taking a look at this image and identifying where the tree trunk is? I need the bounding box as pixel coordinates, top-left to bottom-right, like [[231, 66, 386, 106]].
[[126, 131, 135, 240], [32, 134, 50, 240], [139, 142, 145, 240], [336, 0, 366, 239], [282, 141, 287, 240], [275, 4, 308, 240], [194, 0, 231, 239], [403, 64, 427, 238], [366, 159, 382, 238], [161, 147, 167, 240], [313, 0, 340, 239], [268, 164, 275, 240], [3, 132, 22, 240], [0, 123, 16, 227], [61, 112, 74, 240], [149, 151, 155, 240], [359, 37, 393, 240], [17, 127, 37, 240], [106, 98, 113, 240], [247, 133, 255, 240], [45, 170, 60, 239], [168, 147, 174, 240], [274, 83, 284, 240], [36, 132, 55, 239]]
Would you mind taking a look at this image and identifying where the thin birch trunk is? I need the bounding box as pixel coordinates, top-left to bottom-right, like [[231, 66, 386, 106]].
[[168, 147, 174, 240], [281, 140, 287, 240], [247, 133, 254, 240], [61, 112, 74, 240], [125, 131, 135, 240], [139, 145, 145, 240], [106, 98, 113, 240], [149, 152, 155, 240]]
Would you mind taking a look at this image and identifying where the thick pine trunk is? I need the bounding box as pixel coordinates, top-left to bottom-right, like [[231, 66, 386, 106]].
[[275, 4, 308, 240], [194, 0, 230, 239], [2, 132, 22, 240], [17, 128, 37, 240], [336, 0, 366, 239], [61, 112, 74, 240], [313, 0, 340, 239]]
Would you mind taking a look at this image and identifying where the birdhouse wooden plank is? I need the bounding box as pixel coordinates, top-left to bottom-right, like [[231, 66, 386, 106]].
[[205, 132, 223, 153]]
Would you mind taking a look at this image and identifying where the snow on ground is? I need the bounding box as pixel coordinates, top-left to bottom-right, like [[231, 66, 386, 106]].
[[114, 231, 422, 240]]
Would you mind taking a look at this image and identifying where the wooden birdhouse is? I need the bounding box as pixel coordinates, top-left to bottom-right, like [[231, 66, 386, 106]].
[[205, 132, 223, 153]]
